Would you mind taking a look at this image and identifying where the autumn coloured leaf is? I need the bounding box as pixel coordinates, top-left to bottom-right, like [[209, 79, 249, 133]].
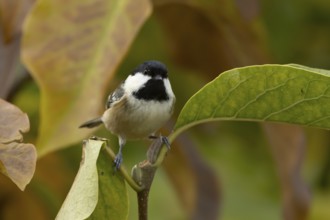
[[21, 0, 152, 157], [0, 99, 36, 191], [0, 99, 29, 142]]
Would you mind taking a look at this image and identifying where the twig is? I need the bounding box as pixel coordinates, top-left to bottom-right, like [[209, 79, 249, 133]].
[[137, 189, 150, 220], [132, 137, 169, 220]]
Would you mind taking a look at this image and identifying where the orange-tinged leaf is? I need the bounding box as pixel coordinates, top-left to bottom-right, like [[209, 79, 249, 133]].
[[0, 99, 29, 143], [21, 0, 152, 157], [0, 99, 37, 191], [0, 142, 37, 191]]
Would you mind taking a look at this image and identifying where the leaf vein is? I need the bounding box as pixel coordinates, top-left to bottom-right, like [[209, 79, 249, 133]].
[[211, 76, 253, 118], [306, 116, 330, 126], [233, 77, 296, 118], [263, 93, 330, 120]]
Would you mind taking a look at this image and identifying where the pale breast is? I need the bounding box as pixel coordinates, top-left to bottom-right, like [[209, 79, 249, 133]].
[[101, 96, 174, 139]]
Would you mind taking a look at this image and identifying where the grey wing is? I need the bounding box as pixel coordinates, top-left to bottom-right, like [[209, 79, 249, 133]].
[[105, 83, 125, 109]]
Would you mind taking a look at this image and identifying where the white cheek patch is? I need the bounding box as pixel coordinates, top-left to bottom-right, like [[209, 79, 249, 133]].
[[124, 72, 150, 94]]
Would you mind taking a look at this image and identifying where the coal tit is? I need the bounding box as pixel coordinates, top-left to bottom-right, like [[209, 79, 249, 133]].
[[79, 60, 175, 169]]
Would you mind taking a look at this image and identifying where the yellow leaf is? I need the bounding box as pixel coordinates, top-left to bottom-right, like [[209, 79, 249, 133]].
[[22, 0, 152, 157]]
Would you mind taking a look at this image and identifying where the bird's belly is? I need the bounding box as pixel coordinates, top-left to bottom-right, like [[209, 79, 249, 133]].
[[102, 99, 172, 139]]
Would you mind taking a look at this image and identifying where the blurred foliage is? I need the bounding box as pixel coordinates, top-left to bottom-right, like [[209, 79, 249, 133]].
[[1, 0, 330, 220]]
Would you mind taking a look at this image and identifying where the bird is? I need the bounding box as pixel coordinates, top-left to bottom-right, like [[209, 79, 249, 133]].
[[79, 60, 175, 170]]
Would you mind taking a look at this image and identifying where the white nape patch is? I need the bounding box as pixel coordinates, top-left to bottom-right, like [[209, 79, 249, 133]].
[[163, 78, 175, 99], [123, 72, 150, 94]]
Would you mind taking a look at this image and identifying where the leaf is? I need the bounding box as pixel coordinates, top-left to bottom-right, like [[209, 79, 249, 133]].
[[0, 99, 37, 191], [21, 0, 152, 157], [173, 64, 330, 138], [88, 145, 128, 219], [55, 140, 102, 220], [0, 99, 29, 143], [56, 139, 128, 220], [0, 142, 36, 191]]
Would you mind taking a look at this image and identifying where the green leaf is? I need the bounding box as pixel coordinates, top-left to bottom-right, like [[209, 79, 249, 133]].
[[21, 0, 152, 157], [172, 64, 330, 138], [56, 139, 128, 220], [88, 146, 128, 219]]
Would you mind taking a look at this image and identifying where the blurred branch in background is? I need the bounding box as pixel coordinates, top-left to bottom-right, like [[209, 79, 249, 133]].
[[0, 0, 34, 99], [263, 123, 310, 220], [164, 133, 221, 219]]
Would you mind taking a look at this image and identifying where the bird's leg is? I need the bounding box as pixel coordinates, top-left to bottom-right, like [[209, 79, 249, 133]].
[[114, 147, 123, 170], [149, 134, 171, 149], [114, 137, 126, 170]]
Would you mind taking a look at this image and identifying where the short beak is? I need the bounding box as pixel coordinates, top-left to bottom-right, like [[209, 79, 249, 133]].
[[154, 75, 162, 80]]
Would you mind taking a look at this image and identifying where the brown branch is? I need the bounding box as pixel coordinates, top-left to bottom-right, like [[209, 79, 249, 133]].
[[132, 137, 167, 220]]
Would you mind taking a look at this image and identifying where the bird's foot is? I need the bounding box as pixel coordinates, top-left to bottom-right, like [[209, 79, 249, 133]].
[[161, 136, 171, 149], [149, 135, 171, 150], [113, 152, 123, 171]]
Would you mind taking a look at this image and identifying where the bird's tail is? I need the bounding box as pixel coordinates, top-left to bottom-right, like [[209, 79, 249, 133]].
[[79, 118, 103, 128]]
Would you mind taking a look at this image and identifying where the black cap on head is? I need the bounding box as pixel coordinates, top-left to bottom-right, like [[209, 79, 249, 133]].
[[132, 60, 170, 101], [132, 60, 168, 78]]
